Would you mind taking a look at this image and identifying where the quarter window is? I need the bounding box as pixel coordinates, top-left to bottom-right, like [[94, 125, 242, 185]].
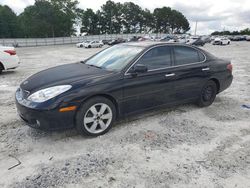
[[136, 46, 172, 70], [174, 46, 204, 66]]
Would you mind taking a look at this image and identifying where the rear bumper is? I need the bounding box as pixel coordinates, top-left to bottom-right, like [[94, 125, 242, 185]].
[[3, 55, 20, 70], [219, 74, 233, 93], [15, 90, 75, 131]]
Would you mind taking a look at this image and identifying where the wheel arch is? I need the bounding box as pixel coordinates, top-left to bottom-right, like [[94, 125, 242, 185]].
[[209, 78, 220, 93], [0, 61, 5, 70]]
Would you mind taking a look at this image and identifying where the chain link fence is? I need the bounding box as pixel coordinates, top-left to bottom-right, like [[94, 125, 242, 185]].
[[0, 33, 165, 47]]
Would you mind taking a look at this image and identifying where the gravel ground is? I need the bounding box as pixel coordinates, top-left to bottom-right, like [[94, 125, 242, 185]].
[[0, 42, 250, 188]]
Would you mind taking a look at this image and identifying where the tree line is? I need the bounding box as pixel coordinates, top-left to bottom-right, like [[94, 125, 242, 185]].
[[0, 0, 190, 38], [211, 28, 250, 36]]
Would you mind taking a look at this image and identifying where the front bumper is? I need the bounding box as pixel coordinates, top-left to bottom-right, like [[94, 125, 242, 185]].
[[15, 90, 75, 131]]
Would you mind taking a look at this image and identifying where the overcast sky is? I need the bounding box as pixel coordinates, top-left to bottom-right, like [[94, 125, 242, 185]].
[[1, 0, 250, 35]]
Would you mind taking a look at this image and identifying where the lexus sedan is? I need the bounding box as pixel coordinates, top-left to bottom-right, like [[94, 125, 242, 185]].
[[15, 42, 233, 136]]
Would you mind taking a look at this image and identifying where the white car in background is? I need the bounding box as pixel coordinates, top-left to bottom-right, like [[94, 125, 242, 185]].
[[84, 41, 103, 48], [212, 37, 231, 45], [76, 41, 90, 48], [0, 46, 20, 74]]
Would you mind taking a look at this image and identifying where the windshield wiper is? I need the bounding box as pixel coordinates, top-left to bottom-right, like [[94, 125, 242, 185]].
[[88, 64, 102, 69]]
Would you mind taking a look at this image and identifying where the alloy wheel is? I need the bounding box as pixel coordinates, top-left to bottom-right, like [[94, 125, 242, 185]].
[[83, 103, 112, 134]]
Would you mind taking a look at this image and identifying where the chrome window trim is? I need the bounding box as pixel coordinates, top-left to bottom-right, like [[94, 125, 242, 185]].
[[124, 44, 207, 76]]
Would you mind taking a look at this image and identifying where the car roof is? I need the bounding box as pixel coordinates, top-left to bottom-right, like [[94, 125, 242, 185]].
[[122, 41, 198, 49]]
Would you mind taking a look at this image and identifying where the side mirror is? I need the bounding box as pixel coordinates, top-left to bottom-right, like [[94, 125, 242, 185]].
[[132, 64, 148, 74]]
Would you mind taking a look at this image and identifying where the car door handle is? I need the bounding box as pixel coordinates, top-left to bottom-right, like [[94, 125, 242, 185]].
[[202, 67, 210, 71], [165, 73, 175, 77]]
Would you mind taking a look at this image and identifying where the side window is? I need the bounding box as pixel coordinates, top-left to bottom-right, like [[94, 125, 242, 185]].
[[136, 46, 172, 70], [174, 46, 203, 66]]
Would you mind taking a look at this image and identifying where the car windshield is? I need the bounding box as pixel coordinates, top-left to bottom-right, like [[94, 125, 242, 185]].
[[85, 45, 144, 71]]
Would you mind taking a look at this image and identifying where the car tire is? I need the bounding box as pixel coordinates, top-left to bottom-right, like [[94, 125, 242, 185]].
[[76, 96, 116, 136], [80, 44, 83, 48], [0, 63, 3, 74], [88, 45, 91, 48], [197, 80, 217, 107]]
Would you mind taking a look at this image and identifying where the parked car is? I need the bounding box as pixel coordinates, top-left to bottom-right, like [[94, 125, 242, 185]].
[[127, 36, 140, 42], [15, 42, 233, 136], [84, 41, 103, 48], [76, 41, 90, 48], [108, 38, 126, 45], [212, 37, 230, 45], [246, 36, 250, 41], [0, 45, 20, 74], [100, 39, 112, 45], [230, 36, 245, 41], [160, 35, 177, 42], [138, 36, 151, 41], [186, 36, 200, 44], [190, 38, 206, 46]]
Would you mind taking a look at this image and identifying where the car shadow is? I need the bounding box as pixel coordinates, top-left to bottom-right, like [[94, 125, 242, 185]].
[[113, 103, 196, 131], [0, 71, 16, 76]]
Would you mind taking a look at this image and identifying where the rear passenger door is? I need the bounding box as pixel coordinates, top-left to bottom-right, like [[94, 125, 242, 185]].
[[171, 46, 211, 101]]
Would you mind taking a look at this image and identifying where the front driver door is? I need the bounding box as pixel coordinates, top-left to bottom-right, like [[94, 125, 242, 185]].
[[121, 45, 176, 115]]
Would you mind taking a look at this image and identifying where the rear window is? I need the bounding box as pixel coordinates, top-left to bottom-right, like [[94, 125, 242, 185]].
[[174, 46, 204, 66]]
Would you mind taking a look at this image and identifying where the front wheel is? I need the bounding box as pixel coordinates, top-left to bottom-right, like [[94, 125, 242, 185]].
[[0, 64, 3, 74], [76, 97, 116, 136], [197, 80, 217, 107]]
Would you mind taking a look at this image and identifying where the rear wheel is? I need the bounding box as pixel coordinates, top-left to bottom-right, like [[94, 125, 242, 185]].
[[76, 96, 116, 136], [197, 80, 217, 107], [88, 45, 91, 48]]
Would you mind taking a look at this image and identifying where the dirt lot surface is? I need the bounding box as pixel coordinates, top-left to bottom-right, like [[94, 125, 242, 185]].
[[0, 42, 250, 188]]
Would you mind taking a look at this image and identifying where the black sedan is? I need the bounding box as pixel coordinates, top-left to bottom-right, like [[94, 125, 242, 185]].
[[15, 42, 233, 136]]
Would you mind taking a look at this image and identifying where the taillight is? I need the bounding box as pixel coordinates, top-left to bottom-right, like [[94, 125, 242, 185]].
[[4, 50, 16, 56], [227, 63, 233, 72]]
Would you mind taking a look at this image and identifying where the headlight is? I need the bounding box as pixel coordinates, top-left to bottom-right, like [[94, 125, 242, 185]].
[[27, 85, 72, 103]]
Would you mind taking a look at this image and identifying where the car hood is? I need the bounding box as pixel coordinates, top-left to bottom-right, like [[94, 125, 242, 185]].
[[21, 62, 112, 92]]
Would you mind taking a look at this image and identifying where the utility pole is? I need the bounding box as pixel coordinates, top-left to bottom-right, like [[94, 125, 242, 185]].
[[194, 21, 198, 36]]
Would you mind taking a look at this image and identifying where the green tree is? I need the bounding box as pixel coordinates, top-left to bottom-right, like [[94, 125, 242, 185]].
[[121, 2, 142, 33], [169, 10, 190, 33], [18, 0, 79, 37], [153, 7, 189, 34], [81, 9, 100, 35], [0, 5, 20, 38], [99, 0, 123, 34]]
